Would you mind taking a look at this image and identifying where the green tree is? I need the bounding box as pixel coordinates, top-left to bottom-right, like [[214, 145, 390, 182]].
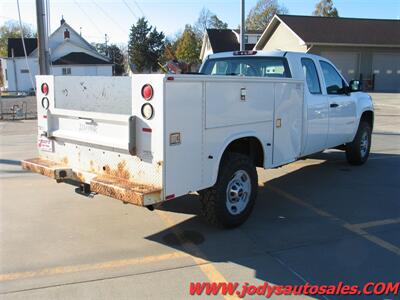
[[128, 17, 165, 72], [108, 45, 125, 75], [160, 38, 177, 64], [0, 20, 36, 57], [93, 43, 125, 75], [245, 0, 288, 30], [175, 25, 201, 67], [313, 0, 339, 17]]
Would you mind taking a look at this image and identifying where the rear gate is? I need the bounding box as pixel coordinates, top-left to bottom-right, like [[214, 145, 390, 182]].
[[22, 75, 163, 206]]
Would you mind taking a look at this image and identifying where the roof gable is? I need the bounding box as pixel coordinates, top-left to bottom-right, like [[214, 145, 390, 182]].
[[206, 29, 238, 52], [205, 29, 255, 53], [50, 39, 110, 62], [277, 15, 400, 46], [48, 22, 96, 51], [29, 21, 102, 58]]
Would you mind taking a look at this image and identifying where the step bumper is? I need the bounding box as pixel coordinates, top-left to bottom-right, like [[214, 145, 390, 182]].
[[21, 158, 162, 206]]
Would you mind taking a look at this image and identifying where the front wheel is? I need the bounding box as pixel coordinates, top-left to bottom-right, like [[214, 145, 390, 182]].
[[346, 121, 372, 165], [200, 153, 258, 228]]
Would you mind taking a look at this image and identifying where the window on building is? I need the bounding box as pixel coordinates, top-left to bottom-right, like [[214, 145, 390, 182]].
[[62, 67, 71, 75], [20, 69, 29, 73], [301, 58, 321, 94], [320, 61, 345, 94]]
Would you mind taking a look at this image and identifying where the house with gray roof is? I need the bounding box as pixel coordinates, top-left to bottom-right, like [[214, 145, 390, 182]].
[[255, 14, 400, 91]]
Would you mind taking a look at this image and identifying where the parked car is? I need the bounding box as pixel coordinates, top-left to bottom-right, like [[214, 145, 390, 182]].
[[22, 50, 374, 227]]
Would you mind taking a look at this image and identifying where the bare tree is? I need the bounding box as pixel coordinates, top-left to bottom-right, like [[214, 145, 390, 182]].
[[313, 0, 339, 17], [194, 8, 229, 37], [246, 0, 288, 31]]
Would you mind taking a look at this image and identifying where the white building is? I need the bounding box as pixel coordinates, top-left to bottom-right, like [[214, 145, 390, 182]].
[[1, 18, 112, 92]]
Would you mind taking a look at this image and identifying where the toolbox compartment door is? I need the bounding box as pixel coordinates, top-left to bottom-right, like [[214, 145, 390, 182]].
[[272, 82, 304, 165]]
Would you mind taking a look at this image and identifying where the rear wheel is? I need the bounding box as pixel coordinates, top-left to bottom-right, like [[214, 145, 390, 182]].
[[200, 153, 257, 228], [346, 121, 372, 165]]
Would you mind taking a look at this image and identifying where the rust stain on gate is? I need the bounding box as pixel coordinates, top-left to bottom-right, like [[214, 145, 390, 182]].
[[91, 176, 160, 206], [103, 161, 130, 180]]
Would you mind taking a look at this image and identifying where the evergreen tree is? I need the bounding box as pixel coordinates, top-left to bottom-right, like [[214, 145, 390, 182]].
[[175, 25, 201, 67], [93, 43, 125, 75], [128, 18, 165, 72]]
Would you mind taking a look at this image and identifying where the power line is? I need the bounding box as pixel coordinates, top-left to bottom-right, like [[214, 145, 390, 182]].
[[73, 0, 103, 36], [92, 0, 129, 35], [133, 1, 145, 17], [122, 0, 138, 20]]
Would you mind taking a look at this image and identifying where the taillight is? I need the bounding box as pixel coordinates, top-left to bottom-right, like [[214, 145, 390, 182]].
[[41, 97, 49, 109], [141, 84, 153, 100], [41, 83, 49, 95], [141, 103, 154, 120]]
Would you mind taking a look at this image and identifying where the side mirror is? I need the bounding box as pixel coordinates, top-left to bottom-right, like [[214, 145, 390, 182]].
[[349, 80, 362, 92]]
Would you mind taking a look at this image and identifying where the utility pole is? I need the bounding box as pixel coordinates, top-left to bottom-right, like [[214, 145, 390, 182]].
[[105, 34, 109, 57], [240, 0, 245, 51], [35, 0, 50, 74]]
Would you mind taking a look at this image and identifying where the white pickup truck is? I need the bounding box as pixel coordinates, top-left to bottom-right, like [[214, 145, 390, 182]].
[[22, 50, 374, 227]]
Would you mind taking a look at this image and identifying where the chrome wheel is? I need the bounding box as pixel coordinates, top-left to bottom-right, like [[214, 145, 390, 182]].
[[226, 170, 251, 215], [360, 131, 369, 158]]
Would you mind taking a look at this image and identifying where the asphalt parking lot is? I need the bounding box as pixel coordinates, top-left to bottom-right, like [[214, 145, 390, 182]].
[[0, 93, 399, 300]]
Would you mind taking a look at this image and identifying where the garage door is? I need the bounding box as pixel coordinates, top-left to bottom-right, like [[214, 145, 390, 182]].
[[372, 53, 400, 92], [321, 52, 359, 82]]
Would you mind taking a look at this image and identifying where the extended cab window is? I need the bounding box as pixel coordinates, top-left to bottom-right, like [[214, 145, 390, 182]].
[[202, 57, 291, 78], [320, 61, 346, 94], [301, 58, 321, 94]]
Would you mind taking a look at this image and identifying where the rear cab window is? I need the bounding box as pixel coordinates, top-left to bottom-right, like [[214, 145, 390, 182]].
[[201, 56, 292, 78]]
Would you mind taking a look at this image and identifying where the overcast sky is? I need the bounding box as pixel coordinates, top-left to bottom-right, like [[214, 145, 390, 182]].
[[1, 0, 399, 45]]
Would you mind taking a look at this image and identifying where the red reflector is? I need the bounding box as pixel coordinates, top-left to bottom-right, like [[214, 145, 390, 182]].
[[141, 84, 153, 100], [166, 194, 175, 200], [142, 127, 152, 132], [167, 76, 174, 81], [41, 83, 49, 95]]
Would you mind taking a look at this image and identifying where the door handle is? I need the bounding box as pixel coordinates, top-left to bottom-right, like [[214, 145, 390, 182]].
[[330, 103, 339, 108]]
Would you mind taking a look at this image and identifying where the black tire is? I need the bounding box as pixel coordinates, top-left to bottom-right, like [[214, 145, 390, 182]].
[[200, 153, 258, 228], [346, 121, 372, 165]]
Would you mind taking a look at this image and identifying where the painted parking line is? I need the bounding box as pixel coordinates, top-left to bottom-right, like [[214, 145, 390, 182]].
[[268, 185, 400, 256], [343, 224, 400, 256], [156, 210, 237, 300], [0, 251, 191, 282], [351, 218, 400, 229]]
